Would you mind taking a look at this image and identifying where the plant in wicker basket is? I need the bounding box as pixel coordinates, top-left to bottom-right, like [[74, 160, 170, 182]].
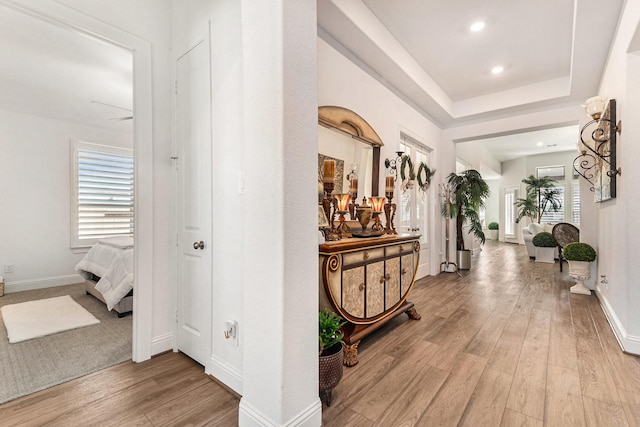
[[319, 309, 346, 407]]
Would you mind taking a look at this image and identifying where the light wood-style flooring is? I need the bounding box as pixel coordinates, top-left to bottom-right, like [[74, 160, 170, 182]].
[[324, 241, 640, 426], [2, 241, 640, 426]]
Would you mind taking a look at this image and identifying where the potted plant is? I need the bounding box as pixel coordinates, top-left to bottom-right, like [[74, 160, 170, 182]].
[[515, 175, 562, 224], [532, 231, 557, 263], [319, 309, 346, 407], [563, 242, 596, 295], [443, 170, 490, 270], [487, 222, 499, 240]]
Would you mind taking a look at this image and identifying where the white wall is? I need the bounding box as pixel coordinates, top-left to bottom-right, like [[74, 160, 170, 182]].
[[590, 0, 640, 354], [0, 109, 131, 291]]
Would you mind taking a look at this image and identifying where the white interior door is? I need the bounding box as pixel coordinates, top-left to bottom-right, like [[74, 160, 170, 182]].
[[176, 39, 212, 366]]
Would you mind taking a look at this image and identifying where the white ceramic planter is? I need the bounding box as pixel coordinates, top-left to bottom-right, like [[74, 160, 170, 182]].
[[535, 247, 555, 263], [488, 229, 498, 240], [568, 260, 592, 295]]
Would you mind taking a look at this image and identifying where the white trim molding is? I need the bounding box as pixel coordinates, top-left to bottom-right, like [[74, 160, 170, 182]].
[[208, 355, 243, 396], [5, 274, 84, 294], [238, 400, 322, 427], [596, 288, 640, 355], [151, 333, 173, 356]]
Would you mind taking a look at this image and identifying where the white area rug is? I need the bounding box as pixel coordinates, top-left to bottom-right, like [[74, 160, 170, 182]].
[[1, 295, 100, 343]]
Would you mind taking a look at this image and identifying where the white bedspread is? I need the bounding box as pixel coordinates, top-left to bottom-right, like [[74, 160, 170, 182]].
[[75, 241, 134, 311]]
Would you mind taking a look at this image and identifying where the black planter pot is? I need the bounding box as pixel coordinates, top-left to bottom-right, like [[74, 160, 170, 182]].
[[319, 343, 344, 406]]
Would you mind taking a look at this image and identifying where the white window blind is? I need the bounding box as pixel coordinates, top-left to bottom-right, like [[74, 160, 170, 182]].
[[505, 192, 515, 237], [572, 183, 580, 225], [71, 141, 134, 248]]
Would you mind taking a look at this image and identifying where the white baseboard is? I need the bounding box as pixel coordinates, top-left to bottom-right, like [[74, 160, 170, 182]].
[[238, 399, 322, 427], [208, 354, 243, 395], [596, 287, 640, 355], [150, 332, 173, 356], [5, 274, 84, 293]]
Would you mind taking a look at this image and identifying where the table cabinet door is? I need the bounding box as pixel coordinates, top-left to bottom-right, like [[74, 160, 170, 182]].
[[401, 253, 415, 297], [385, 256, 401, 310], [342, 266, 365, 318], [365, 260, 385, 317]]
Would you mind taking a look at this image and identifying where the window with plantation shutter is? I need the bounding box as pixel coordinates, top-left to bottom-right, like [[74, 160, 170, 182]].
[[71, 141, 134, 248]]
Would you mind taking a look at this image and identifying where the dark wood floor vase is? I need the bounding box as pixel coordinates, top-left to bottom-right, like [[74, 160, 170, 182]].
[[2, 241, 640, 426]]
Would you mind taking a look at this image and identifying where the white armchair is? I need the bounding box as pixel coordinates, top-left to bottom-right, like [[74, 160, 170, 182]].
[[522, 223, 545, 258]]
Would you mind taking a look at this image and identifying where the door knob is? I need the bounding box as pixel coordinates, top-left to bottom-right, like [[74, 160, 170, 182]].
[[193, 241, 205, 250]]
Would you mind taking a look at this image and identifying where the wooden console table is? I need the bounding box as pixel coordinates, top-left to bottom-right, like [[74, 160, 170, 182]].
[[319, 234, 421, 366]]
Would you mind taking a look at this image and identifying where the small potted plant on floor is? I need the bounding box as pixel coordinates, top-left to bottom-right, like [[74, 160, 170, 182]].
[[319, 309, 346, 407], [487, 222, 499, 240], [532, 231, 557, 263], [563, 242, 596, 295]]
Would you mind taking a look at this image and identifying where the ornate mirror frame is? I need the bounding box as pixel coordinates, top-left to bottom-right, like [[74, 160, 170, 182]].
[[318, 106, 383, 196]]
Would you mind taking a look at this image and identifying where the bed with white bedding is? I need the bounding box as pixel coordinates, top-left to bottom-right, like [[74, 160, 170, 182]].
[[75, 237, 134, 317]]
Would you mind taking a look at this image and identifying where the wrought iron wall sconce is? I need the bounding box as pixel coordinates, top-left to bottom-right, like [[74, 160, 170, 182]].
[[384, 151, 405, 176], [573, 97, 621, 201]]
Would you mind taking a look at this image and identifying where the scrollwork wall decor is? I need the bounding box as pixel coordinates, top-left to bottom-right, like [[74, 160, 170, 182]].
[[573, 98, 621, 202]]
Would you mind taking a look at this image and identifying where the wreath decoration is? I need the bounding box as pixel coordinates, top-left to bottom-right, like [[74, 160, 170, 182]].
[[400, 155, 416, 191], [417, 162, 436, 192], [400, 155, 415, 181]]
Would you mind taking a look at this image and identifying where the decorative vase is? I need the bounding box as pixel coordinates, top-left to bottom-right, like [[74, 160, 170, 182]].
[[568, 260, 592, 295], [319, 343, 344, 407], [355, 205, 372, 233]]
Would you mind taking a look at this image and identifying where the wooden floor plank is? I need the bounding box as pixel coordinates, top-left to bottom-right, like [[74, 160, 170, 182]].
[[458, 368, 512, 427], [544, 364, 586, 427], [417, 352, 486, 426]]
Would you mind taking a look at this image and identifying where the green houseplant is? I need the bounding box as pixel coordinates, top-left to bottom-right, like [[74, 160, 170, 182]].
[[563, 242, 596, 295], [532, 231, 557, 264], [443, 170, 490, 270], [515, 175, 562, 224], [318, 309, 346, 406], [487, 222, 499, 240], [532, 232, 556, 248]]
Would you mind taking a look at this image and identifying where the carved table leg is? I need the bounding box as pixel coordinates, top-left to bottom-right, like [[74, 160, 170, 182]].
[[343, 341, 360, 367], [406, 307, 421, 320]]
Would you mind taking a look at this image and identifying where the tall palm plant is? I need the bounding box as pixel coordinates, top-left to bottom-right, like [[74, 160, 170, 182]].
[[516, 175, 562, 223], [444, 170, 490, 251]]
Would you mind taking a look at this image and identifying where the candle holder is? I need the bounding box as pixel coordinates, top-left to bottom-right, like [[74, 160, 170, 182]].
[[384, 191, 397, 234], [322, 181, 340, 241], [348, 168, 359, 220], [334, 194, 352, 238], [369, 196, 386, 233]]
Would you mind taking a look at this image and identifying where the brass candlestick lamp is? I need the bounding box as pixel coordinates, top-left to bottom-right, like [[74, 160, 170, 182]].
[[369, 196, 386, 233], [383, 175, 397, 234], [322, 159, 340, 241], [334, 194, 352, 238]]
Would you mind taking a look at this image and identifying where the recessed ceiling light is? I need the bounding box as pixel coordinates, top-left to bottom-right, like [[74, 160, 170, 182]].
[[536, 141, 544, 147], [491, 66, 504, 74], [470, 21, 485, 32]]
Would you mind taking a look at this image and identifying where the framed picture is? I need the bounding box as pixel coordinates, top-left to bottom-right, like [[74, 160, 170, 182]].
[[318, 205, 329, 228]]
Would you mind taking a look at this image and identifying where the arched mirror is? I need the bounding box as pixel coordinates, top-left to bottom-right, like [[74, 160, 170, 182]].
[[317, 106, 383, 202]]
